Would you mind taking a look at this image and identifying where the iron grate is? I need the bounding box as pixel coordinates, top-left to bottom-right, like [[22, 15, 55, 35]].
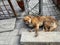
[[0, 0, 16, 20], [23, 0, 60, 20]]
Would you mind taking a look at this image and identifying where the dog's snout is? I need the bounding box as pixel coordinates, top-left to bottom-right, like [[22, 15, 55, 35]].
[[26, 21, 29, 24], [23, 20, 29, 24]]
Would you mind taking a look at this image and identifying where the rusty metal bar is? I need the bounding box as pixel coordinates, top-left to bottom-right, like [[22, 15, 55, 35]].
[[23, 0, 29, 15], [8, 0, 17, 18]]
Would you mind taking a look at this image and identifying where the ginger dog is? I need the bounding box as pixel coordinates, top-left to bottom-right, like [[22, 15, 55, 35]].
[[23, 15, 58, 37]]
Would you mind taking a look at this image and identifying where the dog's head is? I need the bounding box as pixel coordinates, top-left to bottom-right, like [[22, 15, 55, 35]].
[[23, 15, 32, 24]]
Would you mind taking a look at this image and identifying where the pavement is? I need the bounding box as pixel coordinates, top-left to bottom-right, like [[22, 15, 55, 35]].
[[0, 0, 60, 45], [21, 32, 60, 42], [0, 29, 19, 45], [0, 18, 60, 45]]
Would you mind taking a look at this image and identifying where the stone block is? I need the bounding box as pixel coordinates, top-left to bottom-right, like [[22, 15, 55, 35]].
[[20, 32, 60, 45], [0, 18, 16, 32]]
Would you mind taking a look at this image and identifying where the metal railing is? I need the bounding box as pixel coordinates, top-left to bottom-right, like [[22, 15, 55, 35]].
[[0, 0, 17, 20], [23, 0, 60, 20], [0, 0, 60, 20]]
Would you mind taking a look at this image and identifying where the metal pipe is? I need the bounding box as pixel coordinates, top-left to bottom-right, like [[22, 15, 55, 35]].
[[8, 0, 17, 18], [39, 0, 41, 15], [23, 0, 29, 15]]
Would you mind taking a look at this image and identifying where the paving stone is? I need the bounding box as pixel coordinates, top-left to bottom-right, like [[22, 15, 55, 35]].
[[0, 29, 19, 45], [20, 32, 60, 45], [0, 18, 16, 32]]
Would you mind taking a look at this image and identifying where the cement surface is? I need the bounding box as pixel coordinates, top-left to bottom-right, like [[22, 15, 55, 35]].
[[21, 32, 60, 42]]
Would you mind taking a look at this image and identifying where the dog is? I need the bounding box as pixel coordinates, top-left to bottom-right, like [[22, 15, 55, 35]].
[[23, 15, 58, 37]]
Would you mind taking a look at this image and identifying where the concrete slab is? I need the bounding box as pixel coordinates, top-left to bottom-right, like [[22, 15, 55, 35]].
[[0, 29, 19, 45], [20, 32, 60, 43], [0, 18, 16, 32]]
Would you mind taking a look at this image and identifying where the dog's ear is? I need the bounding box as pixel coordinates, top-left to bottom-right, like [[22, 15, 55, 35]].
[[28, 15, 32, 18]]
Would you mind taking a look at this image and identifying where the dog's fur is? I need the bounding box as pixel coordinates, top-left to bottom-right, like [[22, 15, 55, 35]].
[[23, 15, 58, 37], [43, 16, 58, 32]]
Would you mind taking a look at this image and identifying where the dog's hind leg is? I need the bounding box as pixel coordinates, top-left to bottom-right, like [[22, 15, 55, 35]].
[[49, 27, 56, 32], [49, 23, 57, 32], [43, 25, 49, 32]]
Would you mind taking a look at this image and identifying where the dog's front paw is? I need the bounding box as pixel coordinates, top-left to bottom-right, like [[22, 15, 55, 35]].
[[35, 34, 38, 37], [28, 30, 32, 32]]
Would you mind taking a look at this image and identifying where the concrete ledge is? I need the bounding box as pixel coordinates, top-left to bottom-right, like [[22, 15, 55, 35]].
[[0, 18, 16, 32], [20, 32, 60, 43]]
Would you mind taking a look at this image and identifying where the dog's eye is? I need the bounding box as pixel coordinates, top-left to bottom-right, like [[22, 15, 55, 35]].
[[24, 20, 27, 22], [25, 20, 27, 21]]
